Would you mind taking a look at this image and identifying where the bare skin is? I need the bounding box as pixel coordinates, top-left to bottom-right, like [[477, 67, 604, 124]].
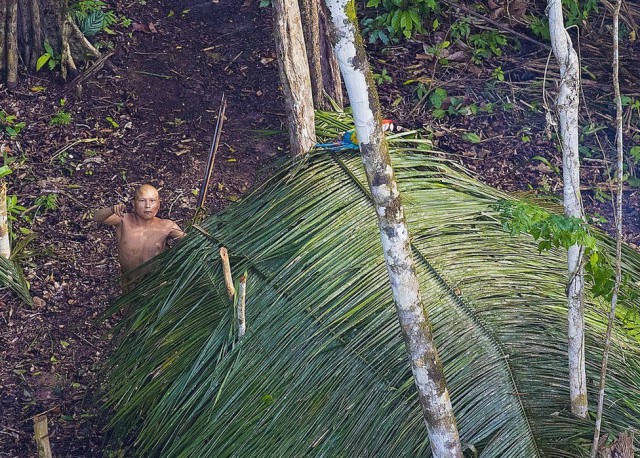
[[94, 184, 185, 289]]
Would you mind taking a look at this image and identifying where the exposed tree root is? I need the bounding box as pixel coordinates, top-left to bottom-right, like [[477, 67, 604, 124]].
[[1, 0, 100, 84]]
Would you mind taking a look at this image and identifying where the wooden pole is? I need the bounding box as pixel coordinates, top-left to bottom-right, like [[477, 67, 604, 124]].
[[33, 414, 53, 458], [238, 273, 247, 338], [0, 183, 11, 259], [219, 247, 235, 299]]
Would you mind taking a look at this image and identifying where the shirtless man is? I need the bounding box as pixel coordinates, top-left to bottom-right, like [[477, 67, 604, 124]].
[[94, 184, 185, 289]]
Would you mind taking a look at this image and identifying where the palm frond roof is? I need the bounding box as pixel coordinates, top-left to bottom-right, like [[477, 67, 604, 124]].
[[105, 115, 640, 457]]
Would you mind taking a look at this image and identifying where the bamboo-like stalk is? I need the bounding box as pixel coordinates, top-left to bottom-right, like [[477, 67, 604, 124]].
[[238, 273, 247, 338], [219, 247, 235, 299], [547, 0, 588, 418], [323, 2, 462, 456], [33, 414, 53, 458], [0, 184, 10, 259], [591, 0, 625, 454], [6, 0, 18, 86]]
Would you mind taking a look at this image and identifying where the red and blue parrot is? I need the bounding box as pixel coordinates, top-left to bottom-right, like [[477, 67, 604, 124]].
[[316, 119, 395, 151]]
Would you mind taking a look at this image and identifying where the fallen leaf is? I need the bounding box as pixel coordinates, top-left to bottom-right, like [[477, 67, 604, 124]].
[[132, 22, 157, 34], [260, 57, 274, 65]]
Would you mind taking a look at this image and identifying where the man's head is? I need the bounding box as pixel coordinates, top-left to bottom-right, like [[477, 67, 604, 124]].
[[134, 184, 160, 220]]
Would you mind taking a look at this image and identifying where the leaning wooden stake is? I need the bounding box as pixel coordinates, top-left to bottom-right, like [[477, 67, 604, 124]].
[[0, 183, 10, 259], [220, 247, 235, 299], [591, 0, 625, 455], [33, 414, 53, 458], [323, 1, 462, 456], [238, 273, 247, 338]]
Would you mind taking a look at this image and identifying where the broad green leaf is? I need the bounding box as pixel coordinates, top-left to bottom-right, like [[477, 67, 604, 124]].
[[36, 54, 50, 71]]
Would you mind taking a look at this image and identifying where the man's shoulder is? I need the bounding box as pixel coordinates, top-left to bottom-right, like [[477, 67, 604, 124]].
[[155, 217, 179, 228]]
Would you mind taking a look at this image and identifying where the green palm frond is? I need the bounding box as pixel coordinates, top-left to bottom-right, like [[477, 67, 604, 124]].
[[104, 118, 640, 457], [0, 254, 31, 305]]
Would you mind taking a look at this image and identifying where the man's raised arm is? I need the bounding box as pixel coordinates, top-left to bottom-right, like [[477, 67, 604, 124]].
[[94, 203, 126, 226]]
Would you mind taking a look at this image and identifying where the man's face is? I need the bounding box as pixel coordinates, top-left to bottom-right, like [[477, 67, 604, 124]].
[[134, 187, 160, 220]]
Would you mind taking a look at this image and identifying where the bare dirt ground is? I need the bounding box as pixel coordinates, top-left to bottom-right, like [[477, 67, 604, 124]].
[[1, 0, 638, 456]]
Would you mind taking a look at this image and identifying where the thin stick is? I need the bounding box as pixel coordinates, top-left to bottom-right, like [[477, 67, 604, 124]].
[[591, 0, 624, 455], [196, 93, 227, 211], [238, 273, 247, 338], [219, 247, 235, 299], [33, 414, 52, 458]]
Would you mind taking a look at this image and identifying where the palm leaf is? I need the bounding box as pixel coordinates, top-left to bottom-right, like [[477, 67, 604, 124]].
[[104, 119, 640, 457], [0, 254, 31, 305]]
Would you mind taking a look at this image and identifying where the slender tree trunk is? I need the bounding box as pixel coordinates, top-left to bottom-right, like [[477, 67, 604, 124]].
[[318, 3, 343, 108], [298, 0, 344, 110], [0, 184, 11, 259], [272, 0, 316, 158], [298, 0, 323, 108], [547, 0, 588, 418], [591, 0, 626, 455], [6, 0, 19, 87], [323, 2, 462, 456], [0, 1, 7, 77]]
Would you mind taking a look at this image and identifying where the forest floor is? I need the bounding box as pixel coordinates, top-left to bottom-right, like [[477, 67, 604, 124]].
[[1, 0, 639, 456]]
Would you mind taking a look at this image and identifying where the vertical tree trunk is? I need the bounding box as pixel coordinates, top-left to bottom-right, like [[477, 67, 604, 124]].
[[323, 1, 462, 456], [0, 1, 7, 77], [0, 184, 11, 259], [272, 0, 316, 158], [298, 0, 344, 110], [318, 3, 344, 108], [6, 0, 19, 87], [547, 0, 588, 418], [591, 0, 625, 454], [30, 0, 44, 67], [298, 0, 323, 108]]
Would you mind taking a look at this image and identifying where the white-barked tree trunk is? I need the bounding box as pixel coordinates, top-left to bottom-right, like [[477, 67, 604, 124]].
[[547, 0, 588, 418], [323, 1, 462, 456]]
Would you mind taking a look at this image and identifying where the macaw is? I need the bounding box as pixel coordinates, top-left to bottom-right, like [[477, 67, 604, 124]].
[[316, 119, 395, 151]]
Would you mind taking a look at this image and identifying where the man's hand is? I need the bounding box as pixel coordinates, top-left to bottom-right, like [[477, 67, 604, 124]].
[[94, 203, 127, 225], [112, 203, 126, 218]]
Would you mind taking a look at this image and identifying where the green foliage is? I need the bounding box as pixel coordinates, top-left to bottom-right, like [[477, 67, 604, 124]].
[[468, 31, 508, 63], [363, 0, 439, 43], [492, 66, 505, 82], [529, 0, 599, 40], [409, 86, 477, 119], [372, 68, 393, 85], [104, 114, 640, 456], [0, 111, 26, 138], [50, 111, 72, 126], [70, 0, 120, 36], [36, 41, 61, 72], [495, 199, 637, 303], [450, 17, 471, 40], [33, 194, 59, 213]]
